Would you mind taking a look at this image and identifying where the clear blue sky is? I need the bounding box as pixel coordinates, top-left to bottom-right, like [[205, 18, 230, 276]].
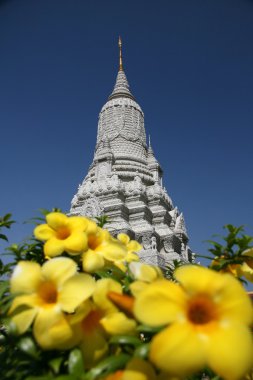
[[1, 0, 253, 265]]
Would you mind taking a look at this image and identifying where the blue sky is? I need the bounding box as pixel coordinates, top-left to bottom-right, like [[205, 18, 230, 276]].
[[1, 0, 253, 266]]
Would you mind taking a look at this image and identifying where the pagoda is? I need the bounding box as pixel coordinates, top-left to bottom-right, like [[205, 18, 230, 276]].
[[70, 38, 192, 269]]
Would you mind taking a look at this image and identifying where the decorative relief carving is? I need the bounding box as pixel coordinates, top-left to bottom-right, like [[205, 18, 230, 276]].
[[163, 235, 175, 253], [69, 64, 191, 270], [151, 236, 157, 251], [80, 197, 104, 218]]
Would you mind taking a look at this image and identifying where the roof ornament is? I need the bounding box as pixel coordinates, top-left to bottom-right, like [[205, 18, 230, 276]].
[[119, 36, 123, 71]]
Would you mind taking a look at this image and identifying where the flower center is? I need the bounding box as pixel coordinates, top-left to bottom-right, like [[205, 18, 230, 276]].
[[38, 281, 58, 304], [105, 371, 124, 380], [81, 309, 104, 333], [187, 295, 217, 325], [88, 234, 101, 250], [56, 227, 71, 240]]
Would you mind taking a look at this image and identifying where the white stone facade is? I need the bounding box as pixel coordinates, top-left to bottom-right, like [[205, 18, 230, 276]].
[[70, 64, 192, 270]]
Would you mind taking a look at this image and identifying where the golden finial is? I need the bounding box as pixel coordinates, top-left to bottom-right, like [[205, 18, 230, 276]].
[[118, 36, 123, 71]]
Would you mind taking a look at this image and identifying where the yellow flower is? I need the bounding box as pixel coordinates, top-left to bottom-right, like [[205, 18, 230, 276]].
[[211, 256, 241, 277], [240, 248, 253, 282], [105, 233, 141, 272], [129, 262, 164, 297], [129, 262, 163, 282], [102, 358, 157, 380], [134, 265, 253, 380], [9, 257, 95, 349], [34, 212, 97, 257], [82, 228, 128, 273], [70, 278, 136, 368], [117, 233, 142, 261]]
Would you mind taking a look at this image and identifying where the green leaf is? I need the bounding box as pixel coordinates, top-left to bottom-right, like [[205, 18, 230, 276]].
[[0, 281, 9, 298], [18, 336, 39, 359], [0, 233, 8, 241], [133, 343, 150, 359], [26, 376, 54, 380], [49, 357, 64, 375], [85, 354, 130, 380], [137, 324, 164, 333], [68, 348, 84, 376], [109, 335, 141, 348]]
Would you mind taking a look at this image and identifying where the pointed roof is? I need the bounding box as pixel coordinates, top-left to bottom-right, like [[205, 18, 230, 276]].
[[108, 37, 135, 101], [147, 139, 157, 164], [108, 70, 135, 100]]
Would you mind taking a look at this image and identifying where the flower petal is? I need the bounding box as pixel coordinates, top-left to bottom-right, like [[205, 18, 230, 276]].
[[84, 218, 98, 235], [59, 274, 96, 313], [207, 322, 253, 380], [79, 329, 108, 368], [9, 294, 39, 313], [175, 265, 253, 326], [117, 233, 130, 245], [100, 312, 136, 335], [125, 252, 140, 263], [82, 250, 105, 273], [124, 358, 157, 380], [41, 257, 77, 287], [97, 241, 127, 262], [130, 281, 149, 298], [149, 322, 206, 377], [93, 278, 122, 314], [44, 237, 65, 257], [64, 231, 87, 254], [11, 308, 37, 334], [34, 224, 55, 241], [134, 280, 186, 326], [33, 307, 75, 349], [129, 262, 159, 282], [216, 273, 253, 325], [11, 261, 42, 294], [239, 262, 253, 282], [127, 240, 142, 253], [46, 212, 68, 230], [67, 216, 89, 231], [68, 301, 93, 325], [242, 248, 253, 258], [175, 265, 221, 294], [68, 216, 98, 235]]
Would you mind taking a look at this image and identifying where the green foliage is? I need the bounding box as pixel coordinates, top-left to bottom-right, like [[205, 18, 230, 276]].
[[94, 215, 110, 228], [207, 224, 253, 258], [0, 215, 252, 380], [199, 224, 253, 277]]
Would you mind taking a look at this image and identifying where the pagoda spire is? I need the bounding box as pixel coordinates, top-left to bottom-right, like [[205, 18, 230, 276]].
[[119, 36, 123, 71], [108, 37, 134, 100]]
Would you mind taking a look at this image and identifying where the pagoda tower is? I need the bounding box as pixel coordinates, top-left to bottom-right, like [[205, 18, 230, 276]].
[[70, 38, 192, 269]]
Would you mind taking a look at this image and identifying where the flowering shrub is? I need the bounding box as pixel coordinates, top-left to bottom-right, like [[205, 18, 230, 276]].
[[0, 211, 253, 380]]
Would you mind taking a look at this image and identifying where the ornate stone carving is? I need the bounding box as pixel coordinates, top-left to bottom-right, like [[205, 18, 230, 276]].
[[80, 197, 104, 218], [69, 53, 191, 270], [151, 236, 157, 251]]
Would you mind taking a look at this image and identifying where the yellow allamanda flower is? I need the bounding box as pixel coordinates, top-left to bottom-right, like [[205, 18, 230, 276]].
[[134, 265, 253, 380], [34, 212, 97, 257], [9, 257, 96, 349], [69, 278, 136, 368], [239, 248, 253, 282], [211, 255, 241, 277], [129, 262, 163, 282], [102, 358, 158, 380], [82, 228, 128, 273], [117, 233, 142, 261], [114, 234, 142, 271], [129, 262, 164, 298]]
